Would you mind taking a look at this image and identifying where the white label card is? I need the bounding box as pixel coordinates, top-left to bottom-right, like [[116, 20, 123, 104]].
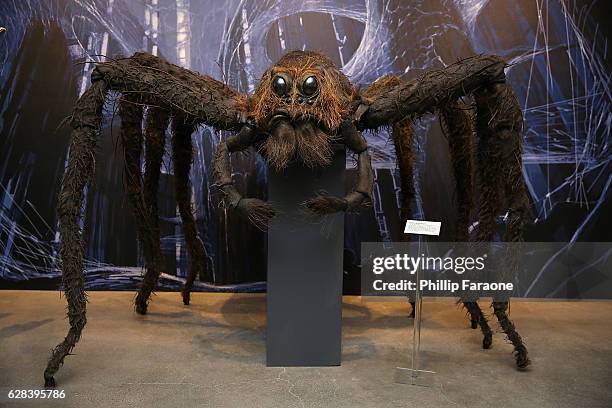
[[403, 220, 441, 236]]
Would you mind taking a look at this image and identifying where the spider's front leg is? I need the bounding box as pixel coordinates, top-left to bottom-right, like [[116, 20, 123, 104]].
[[303, 121, 373, 215], [213, 124, 276, 230], [354, 55, 507, 127], [44, 81, 109, 388], [92, 53, 247, 131]]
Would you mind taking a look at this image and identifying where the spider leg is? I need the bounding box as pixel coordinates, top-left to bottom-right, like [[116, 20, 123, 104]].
[[118, 99, 162, 315], [343, 122, 374, 210], [358, 58, 529, 368], [87, 51, 246, 311], [468, 302, 479, 329], [440, 101, 495, 342], [46, 52, 248, 386], [362, 75, 418, 317], [461, 301, 493, 349], [356, 55, 508, 129], [475, 126, 502, 240], [361, 73, 417, 228], [44, 81, 108, 388], [171, 117, 214, 306], [360, 75, 417, 318], [392, 118, 416, 232], [142, 107, 168, 254], [439, 101, 474, 242], [303, 121, 373, 215], [127, 106, 171, 314], [365, 76, 482, 320], [475, 82, 530, 369], [92, 53, 247, 130], [213, 124, 275, 230], [492, 301, 530, 368]]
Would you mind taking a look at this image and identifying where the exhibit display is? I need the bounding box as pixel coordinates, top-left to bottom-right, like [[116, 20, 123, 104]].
[[0, 1, 610, 407], [42, 47, 528, 387]]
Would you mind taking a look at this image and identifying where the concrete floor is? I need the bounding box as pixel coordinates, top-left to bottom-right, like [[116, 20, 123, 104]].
[[0, 291, 611, 408]]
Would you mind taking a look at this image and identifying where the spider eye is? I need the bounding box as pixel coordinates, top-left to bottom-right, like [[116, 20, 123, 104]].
[[272, 76, 289, 96], [302, 76, 318, 96]]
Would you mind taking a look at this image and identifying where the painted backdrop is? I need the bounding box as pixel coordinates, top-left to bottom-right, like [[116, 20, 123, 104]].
[[0, 0, 610, 295]]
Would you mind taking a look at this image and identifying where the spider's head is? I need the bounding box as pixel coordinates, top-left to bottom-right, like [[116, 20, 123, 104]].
[[250, 50, 355, 170]]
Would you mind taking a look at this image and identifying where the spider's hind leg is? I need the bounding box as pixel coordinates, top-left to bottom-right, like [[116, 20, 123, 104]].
[[470, 310, 478, 329], [143, 107, 168, 253], [474, 82, 530, 369], [461, 300, 493, 349], [119, 99, 165, 315], [492, 301, 529, 368], [440, 101, 488, 339], [172, 116, 213, 306], [439, 101, 474, 243]]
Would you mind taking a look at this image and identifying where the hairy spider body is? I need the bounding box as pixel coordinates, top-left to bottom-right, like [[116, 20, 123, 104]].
[[45, 50, 529, 387]]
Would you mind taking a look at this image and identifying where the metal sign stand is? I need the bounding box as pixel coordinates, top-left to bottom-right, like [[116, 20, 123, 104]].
[[395, 222, 439, 386]]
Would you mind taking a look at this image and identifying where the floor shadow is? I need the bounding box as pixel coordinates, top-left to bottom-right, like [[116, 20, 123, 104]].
[[0, 318, 53, 339]]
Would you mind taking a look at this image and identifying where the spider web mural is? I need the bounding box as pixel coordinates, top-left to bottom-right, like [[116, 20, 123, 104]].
[[0, 0, 609, 296]]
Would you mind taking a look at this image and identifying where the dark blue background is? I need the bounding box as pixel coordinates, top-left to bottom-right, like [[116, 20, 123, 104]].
[[0, 0, 610, 294]]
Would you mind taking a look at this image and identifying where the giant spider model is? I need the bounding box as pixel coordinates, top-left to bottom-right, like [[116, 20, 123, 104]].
[[44, 50, 529, 387]]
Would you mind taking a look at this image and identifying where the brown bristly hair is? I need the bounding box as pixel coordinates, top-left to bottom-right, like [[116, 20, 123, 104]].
[[250, 51, 355, 131]]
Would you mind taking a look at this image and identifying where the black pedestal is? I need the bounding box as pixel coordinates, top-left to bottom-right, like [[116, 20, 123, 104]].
[[266, 148, 345, 366]]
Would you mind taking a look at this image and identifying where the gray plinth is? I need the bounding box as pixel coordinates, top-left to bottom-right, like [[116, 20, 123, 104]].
[[266, 147, 345, 366]]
